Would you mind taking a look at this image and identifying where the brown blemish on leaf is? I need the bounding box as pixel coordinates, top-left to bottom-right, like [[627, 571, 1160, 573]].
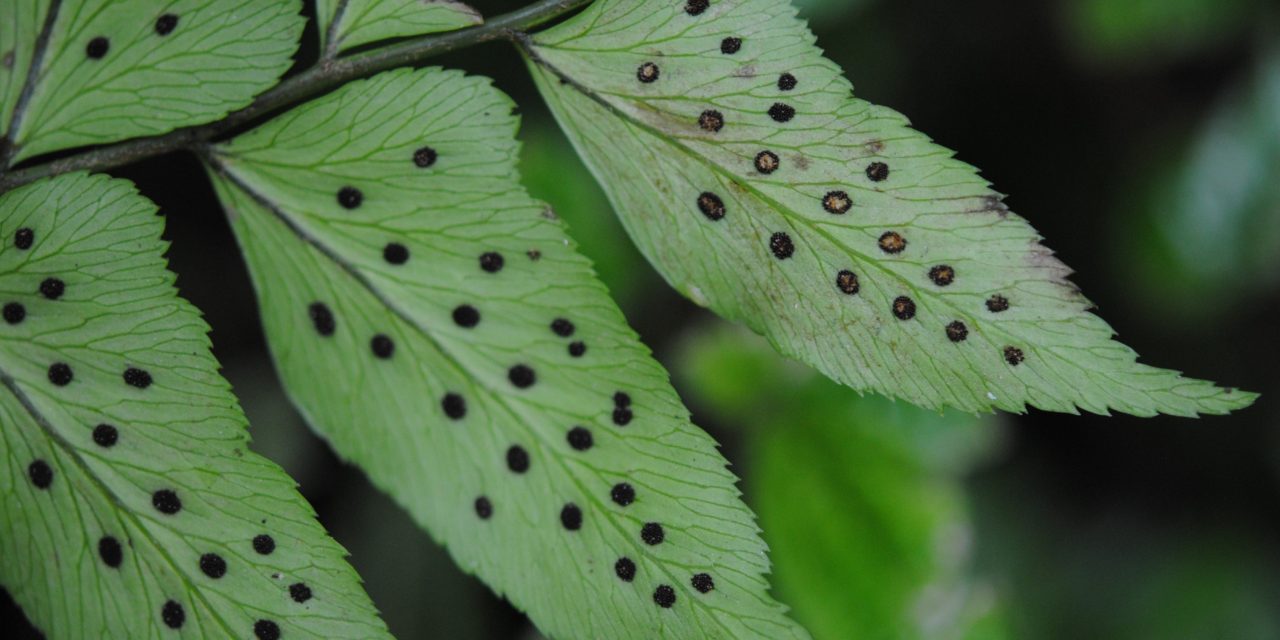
[[2, 51, 13, 69], [732, 65, 758, 78], [866, 140, 885, 154], [791, 154, 810, 171], [527, 249, 542, 261]]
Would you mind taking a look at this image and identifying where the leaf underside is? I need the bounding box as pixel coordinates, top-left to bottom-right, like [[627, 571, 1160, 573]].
[[0, 173, 389, 639], [316, 0, 481, 56], [527, 0, 1257, 417], [204, 67, 806, 639], [0, 0, 303, 165]]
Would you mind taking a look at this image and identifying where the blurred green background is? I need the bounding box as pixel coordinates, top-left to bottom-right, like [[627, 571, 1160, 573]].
[[5, 0, 1279, 638]]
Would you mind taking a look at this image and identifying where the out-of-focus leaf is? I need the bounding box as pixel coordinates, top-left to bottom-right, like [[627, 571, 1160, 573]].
[[1128, 45, 1280, 309], [1059, 0, 1258, 68], [677, 323, 1007, 640]]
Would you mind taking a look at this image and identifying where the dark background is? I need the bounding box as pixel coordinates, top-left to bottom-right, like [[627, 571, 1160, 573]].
[[5, 0, 1278, 637]]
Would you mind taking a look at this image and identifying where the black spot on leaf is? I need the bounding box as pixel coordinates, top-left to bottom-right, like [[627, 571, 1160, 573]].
[[720, 37, 742, 54], [614, 391, 631, 408], [1004, 346, 1025, 366], [697, 192, 726, 221], [654, 585, 676, 608], [691, 573, 715, 593], [453, 305, 480, 328], [289, 583, 312, 603], [28, 460, 52, 489], [946, 321, 969, 342], [337, 186, 363, 209], [93, 423, 119, 447], [479, 252, 504, 273], [778, 73, 797, 91], [615, 557, 636, 582], [254, 620, 280, 640], [413, 146, 437, 168], [551, 318, 575, 337], [560, 503, 583, 531], [698, 110, 724, 132], [769, 232, 795, 259], [152, 489, 181, 514], [612, 407, 633, 426], [755, 151, 780, 174], [370, 334, 395, 359], [836, 270, 860, 295], [253, 534, 275, 555], [866, 162, 890, 182], [85, 37, 109, 59], [474, 496, 493, 520], [566, 426, 593, 451], [13, 227, 33, 249], [39, 278, 64, 299], [568, 341, 586, 357], [99, 536, 123, 568], [611, 482, 635, 506], [308, 302, 336, 336], [383, 242, 409, 265], [123, 368, 152, 388], [508, 364, 535, 388], [161, 601, 184, 629], [641, 522, 665, 545], [47, 363, 72, 386], [506, 445, 530, 473], [986, 295, 1010, 313], [892, 296, 917, 320], [929, 265, 956, 286], [3, 302, 25, 324], [636, 62, 660, 83], [155, 14, 178, 35], [823, 191, 852, 214], [685, 0, 709, 16], [199, 553, 227, 579], [768, 103, 795, 122], [442, 393, 467, 419], [878, 231, 906, 254]]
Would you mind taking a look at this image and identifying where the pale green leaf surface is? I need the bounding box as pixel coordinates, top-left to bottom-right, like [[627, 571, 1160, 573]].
[[316, 0, 480, 56], [203, 67, 806, 640], [0, 173, 389, 639], [0, 0, 303, 165], [525, 0, 1256, 418]]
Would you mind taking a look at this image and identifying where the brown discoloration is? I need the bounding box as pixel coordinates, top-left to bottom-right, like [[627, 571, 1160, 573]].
[[2, 50, 13, 69], [636, 62, 659, 83], [878, 231, 906, 254], [732, 65, 757, 78], [892, 296, 917, 320], [526, 249, 542, 261], [866, 161, 889, 182], [768, 103, 795, 122], [1003, 346, 1025, 366], [754, 150, 780, 174], [822, 190, 852, 214], [986, 294, 1009, 313], [836, 270, 860, 295], [698, 109, 724, 132], [697, 192, 726, 220], [866, 140, 885, 154], [928, 265, 955, 286], [791, 154, 810, 171], [946, 321, 968, 342], [541, 206, 558, 220], [769, 232, 794, 259]]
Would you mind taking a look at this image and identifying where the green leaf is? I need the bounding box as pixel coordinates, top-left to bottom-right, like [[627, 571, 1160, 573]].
[[677, 325, 1008, 640], [0, 0, 303, 165], [203, 67, 807, 639], [316, 0, 481, 57], [524, 0, 1256, 417], [0, 173, 389, 639]]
